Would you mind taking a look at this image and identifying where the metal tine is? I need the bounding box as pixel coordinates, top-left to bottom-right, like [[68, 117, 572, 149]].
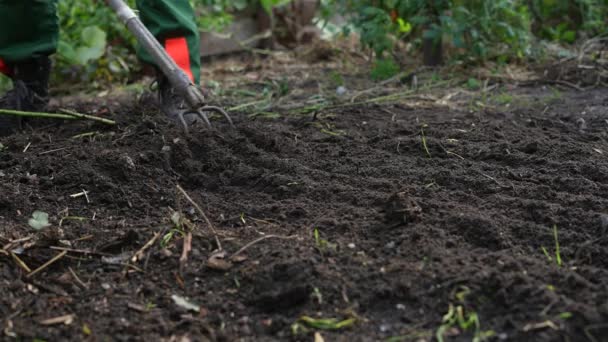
[[177, 112, 189, 133], [176, 107, 234, 133], [194, 110, 212, 128], [200, 106, 235, 128]]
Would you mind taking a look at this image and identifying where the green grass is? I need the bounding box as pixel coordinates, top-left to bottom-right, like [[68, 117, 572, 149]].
[[494, 93, 514, 105], [436, 304, 495, 342], [541, 224, 563, 267], [371, 58, 400, 81], [0, 74, 12, 95], [160, 211, 186, 248]]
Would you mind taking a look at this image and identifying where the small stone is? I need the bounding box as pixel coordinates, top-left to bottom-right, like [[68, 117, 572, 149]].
[[521, 142, 538, 154], [161, 145, 171, 153], [240, 324, 252, 335], [336, 86, 347, 96], [379, 324, 390, 333], [160, 248, 173, 258], [396, 303, 405, 310], [101, 283, 111, 290], [347, 243, 356, 249], [121, 155, 136, 170], [384, 192, 422, 224], [385, 241, 396, 249], [577, 117, 587, 131]]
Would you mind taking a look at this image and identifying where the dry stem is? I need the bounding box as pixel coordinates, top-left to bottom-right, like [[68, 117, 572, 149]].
[[176, 184, 222, 251]]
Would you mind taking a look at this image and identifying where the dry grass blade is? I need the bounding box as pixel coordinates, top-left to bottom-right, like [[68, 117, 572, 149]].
[[27, 250, 68, 278], [229, 235, 298, 260], [10, 251, 32, 273], [39, 314, 75, 326], [68, 267, 89, 289], [176, 184, 222, 251]]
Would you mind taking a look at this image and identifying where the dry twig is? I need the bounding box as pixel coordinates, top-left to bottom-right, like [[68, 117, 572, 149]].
[[176, 184, 222, 251], [10, 251, 32, 273], [230, 234, 298, 260], [68, 267, 89, 289], [131, 232, 160, 263], [27, 250, 68, 278], [179, 232, 193, 275]]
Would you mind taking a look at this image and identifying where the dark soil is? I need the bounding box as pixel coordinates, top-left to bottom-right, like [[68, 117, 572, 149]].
[[2, 84, 608, 342]]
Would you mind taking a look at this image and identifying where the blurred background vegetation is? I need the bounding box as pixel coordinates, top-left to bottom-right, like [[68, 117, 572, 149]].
[[1, 0, 607, 92]]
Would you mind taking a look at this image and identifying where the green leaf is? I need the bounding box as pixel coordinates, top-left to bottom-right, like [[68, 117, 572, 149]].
[[298, 316, 356, 330], [74, 26, 107, 65], [370, 58, 400, 81], [75, 46, 104, 65], [467, 78, 481, 90], [81, 25, 107, 47], [396, 18, 412, 33], [57, 40, 78, 64], [232, 0, 249, 11], [561, 30, 576, 43], [28, 211, 51, 230], [260, 0, 292, 14]]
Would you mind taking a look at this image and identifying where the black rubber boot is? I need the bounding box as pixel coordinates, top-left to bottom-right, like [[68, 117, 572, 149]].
[[0, 56, 51, 136]]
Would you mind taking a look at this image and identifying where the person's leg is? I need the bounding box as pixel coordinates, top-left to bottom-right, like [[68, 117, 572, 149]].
[[136, 0, 201, 84], [0, 0, 59, 69], [0, 0, 57, 135]]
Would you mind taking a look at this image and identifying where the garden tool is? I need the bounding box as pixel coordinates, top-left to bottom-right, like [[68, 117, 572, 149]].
[[105, 0, 233, 132]]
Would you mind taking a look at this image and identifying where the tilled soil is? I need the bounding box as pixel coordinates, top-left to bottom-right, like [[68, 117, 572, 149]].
[[1, 86, 608, 341]]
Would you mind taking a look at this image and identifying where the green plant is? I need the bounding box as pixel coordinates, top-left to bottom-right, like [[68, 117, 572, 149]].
[[313, 228, 337, 251], [541, 224, 563, 267], [530, 0, 608, 43], [291, 315, 356, 334], [467, 78, 481, 90], [436, 304, 495, 342], [191, 0, 292, 32], [0, 73, 11, 94], [160, 212, 186, 248], [333, 0, 608, 64], [371, 58, 400, 81], [311, 287, 324, 304], [28, 211, 51, 231], [58, 26, 107, 66], [54, 0, 138, 85]]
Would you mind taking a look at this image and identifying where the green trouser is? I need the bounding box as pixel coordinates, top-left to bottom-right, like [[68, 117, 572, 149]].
[[0, 0, 201, 83]]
